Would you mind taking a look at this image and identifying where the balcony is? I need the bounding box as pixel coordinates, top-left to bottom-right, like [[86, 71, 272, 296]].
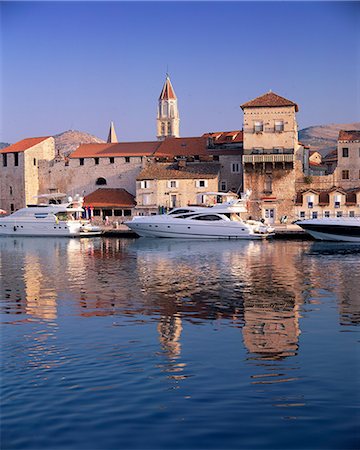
[[243, 154, 295, 164]]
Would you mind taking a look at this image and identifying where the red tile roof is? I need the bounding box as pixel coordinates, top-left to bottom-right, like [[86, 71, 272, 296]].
[[84, 188, 136, 208], [137, 162, 220, 180], [203, 131, 243, 143], [159, 75, 176, 100], [70, 141, 161, 158], [338, 130, 360, 141], [241, 92, 299, 112], [0, 137, 51, 154], [154, 137, 208, 157]]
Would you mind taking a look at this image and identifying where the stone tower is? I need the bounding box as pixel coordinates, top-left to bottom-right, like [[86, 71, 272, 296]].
[[157, 74, 180, 140]]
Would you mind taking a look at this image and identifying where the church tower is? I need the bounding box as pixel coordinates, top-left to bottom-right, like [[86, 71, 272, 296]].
[[157, 74, 180, 140]]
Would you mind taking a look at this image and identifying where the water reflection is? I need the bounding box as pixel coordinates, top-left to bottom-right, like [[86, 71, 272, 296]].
[[1, 237, 359, 362]]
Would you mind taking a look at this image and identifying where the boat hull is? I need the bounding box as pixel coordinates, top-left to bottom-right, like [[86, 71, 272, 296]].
[[297, 219, 360, 242], [0, 220, 102, 237], [126, 220, 272, 240]]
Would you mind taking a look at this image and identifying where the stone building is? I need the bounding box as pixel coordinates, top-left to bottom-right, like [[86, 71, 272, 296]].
[[295, 187, 360, 219], [83, 188, 136, 223], [241, 91, 304, 223], [0, 136, 55, 212], [335, 130, 360, 188], [157, 74, 180, 140], [135, 161, 220, 215]]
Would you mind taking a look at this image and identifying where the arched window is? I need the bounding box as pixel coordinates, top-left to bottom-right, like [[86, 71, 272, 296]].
[[96, 177, 107, 186]]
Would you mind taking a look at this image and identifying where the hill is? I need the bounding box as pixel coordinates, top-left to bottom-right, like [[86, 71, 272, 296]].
[[299, 122, 360, 156], [0, 142, 10, 150], [54, 130, 105, 158]]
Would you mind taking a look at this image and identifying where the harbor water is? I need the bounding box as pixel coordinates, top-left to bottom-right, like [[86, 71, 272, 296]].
[[1, 237, 359, 449]]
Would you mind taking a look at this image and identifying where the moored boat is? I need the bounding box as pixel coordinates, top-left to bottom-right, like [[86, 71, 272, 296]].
[[296, 217, 360, 242], [0, 194, 102, 237], [125, 192, 274, 240]]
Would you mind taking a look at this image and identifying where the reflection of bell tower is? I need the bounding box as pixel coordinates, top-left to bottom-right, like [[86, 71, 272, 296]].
[[157, 74, 180, 140]]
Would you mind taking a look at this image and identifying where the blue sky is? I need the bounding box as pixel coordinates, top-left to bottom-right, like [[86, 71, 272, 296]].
[[1, 1, 359, 143]]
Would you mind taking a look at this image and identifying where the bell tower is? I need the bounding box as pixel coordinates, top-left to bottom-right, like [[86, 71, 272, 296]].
[[157, 74, 180, 140]]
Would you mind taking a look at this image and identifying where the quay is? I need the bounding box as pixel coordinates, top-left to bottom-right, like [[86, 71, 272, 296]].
[[100, 223, 310, 240]]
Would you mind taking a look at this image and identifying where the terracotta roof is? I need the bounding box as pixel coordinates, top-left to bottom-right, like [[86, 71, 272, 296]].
[[338, 130, 360, 141], [154, 137, 208, 157], [137, 162, 220, 181], [203, 131, 243, 144], [0, 136, 51, 154], [70, 141, 160, 158], [159, 75, 176, 100], [83, 188, 136, 208], [241, 91, 299, 112]]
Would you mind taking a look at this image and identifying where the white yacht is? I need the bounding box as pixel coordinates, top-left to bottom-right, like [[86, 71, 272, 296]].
[[296, 217, 360, 242], [125, 192, 274, 240], [0, 194, 102, 237]]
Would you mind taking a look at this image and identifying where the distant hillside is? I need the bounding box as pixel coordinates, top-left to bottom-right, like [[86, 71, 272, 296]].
[[299, 122, 360, 156], [54, 130, 105, 158], [0, 142, 10, 150]]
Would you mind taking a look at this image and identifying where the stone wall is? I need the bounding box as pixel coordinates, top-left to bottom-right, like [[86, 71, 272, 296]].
[[39, 156, 145, 198]]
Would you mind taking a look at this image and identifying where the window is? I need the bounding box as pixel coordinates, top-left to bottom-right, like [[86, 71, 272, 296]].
[[10, 186, 13, 195], [167, 122, 172, 135], [33, 158, 37, 166], [140, 180, 150, 189], [231, 163, 240, 173], [125, 157, 130, 163], [114, 210, 123, 217], [124, 210, 132, 216], [307, 195, 314, 209], [213, 155, 219, 161], [103, 209, 112, 217], [80, 158, 84, 166], [220, 181, 227, 191], [168, 180, 178, 189], [109, 157, 115, 164], [161, 123, 165, 135], [349, 211, 355, 218], [342, 148, 349, 157], [264, 175, 272, 193], [273, 147, 284, 154], [194, 155, 200, 161], [312, 211, 318, 219], [14, 153, 18, 166], [300, 211, 305, 218], [253, 148, 264, 154], [336, 211, 343, 218], [96, 177, 107, 185], [196, 180, 208, 188], [342, 170, 349, 180], [192, 214, 222, 221], [254, 121, 263, 132], [275, 120, 284, 132], [3, 154, 7, 167], [94, 158, 99, 165], [93, 209, 101, 216], [324, 211, 330, 218], [11, 203, 14, 212]]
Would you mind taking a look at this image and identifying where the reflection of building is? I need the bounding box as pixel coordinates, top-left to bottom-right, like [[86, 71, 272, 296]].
[[158, 314, 183, 359]]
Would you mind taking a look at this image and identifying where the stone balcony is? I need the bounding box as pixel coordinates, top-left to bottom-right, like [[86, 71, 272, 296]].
[[243, 153, 295, 165]]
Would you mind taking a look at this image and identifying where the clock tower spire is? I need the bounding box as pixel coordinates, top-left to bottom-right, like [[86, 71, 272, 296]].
[[157, 74, 180, 140]]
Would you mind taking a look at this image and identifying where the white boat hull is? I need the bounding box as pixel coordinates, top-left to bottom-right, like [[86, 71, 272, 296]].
[[297, 218, 360, 242], [126, 220, 272, 240], [0, 220, 101, 237]]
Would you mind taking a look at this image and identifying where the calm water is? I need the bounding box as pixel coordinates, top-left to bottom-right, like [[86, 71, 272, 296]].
[[1, 237, 359, 450]]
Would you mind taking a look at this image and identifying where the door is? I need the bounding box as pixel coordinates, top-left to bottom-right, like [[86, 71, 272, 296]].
[[170, 195, 177, 208], [264, 208, 275, 224]]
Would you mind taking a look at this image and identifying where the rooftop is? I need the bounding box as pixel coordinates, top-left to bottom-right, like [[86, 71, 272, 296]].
[[83, 188, 136, 208], [241, 91, 299, 112], [338, 130, 360, 141], [70, 141, 161, 158], [0, 136, 51, 154], [137, 162, 220, 181]]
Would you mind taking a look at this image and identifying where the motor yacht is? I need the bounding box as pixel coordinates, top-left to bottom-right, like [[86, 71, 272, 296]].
[[296, 217, 360, 242], [0, 194, 102, 237], [125, 192, 274, 240]]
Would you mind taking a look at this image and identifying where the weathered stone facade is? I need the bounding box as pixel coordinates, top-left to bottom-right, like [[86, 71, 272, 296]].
[[241, 92, 303, 223], [0, 137, 55, 211]]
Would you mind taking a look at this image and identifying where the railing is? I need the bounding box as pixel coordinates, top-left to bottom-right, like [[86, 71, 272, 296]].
[[243, 154, 295, 164]]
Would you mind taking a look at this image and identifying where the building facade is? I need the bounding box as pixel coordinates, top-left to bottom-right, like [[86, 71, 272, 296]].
[[0, 137, 55, 212], [241, 91, 304, 223]]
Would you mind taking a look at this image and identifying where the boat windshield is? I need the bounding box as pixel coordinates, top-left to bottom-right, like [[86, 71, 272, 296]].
[[168, 209, 195, 215], [55, 212, 76, 221]]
